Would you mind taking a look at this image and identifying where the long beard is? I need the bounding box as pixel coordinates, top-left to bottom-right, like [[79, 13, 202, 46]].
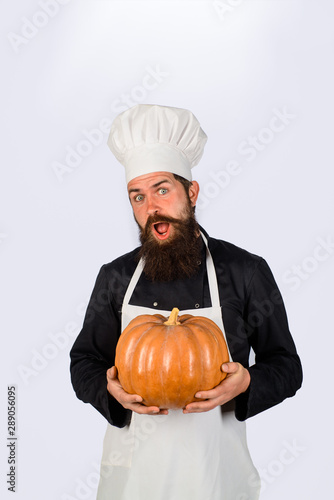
[[137, 207, 202, 282]]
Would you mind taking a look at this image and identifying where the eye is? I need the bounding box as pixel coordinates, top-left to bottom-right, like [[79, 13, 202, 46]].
[[158, 188, 168, 195], [134, 194, 144, 202]]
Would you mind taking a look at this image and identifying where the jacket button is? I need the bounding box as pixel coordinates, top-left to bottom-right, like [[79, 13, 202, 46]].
[[153, 302, 158, 307], [195, 303, 200, 308]]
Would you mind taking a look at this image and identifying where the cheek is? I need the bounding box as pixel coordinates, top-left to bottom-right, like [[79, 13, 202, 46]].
[[133, 207, 147, 228], [170, 200, 186, 217]]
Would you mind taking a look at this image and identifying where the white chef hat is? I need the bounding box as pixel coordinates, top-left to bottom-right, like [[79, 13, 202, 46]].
[[107, 104, 207, 184]]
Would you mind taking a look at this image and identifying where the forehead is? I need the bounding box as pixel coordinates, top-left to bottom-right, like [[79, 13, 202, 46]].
[[127, 171, 176, 192]]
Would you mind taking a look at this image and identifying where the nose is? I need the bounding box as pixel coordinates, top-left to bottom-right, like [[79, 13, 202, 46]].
[[146, 195, 159, 216]]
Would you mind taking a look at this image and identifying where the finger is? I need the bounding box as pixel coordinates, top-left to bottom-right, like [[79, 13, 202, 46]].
[[127, 402, 168, 415], [183, 399, 218, 414], [194, 374, 233, 399], [194, 386, 222, 400], [107, 375, 143, 401], [118, 390, 143, 405]]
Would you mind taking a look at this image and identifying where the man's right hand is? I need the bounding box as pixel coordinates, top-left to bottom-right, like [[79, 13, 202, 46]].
[[106, 366, 168, 415]]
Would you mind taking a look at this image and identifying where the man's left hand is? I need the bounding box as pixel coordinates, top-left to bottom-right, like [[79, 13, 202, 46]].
[[183, 362, 250, 414]]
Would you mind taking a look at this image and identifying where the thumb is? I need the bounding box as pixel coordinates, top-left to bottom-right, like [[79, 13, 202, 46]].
[[221, 362, 237, 373], [107, 365, 118, 380]]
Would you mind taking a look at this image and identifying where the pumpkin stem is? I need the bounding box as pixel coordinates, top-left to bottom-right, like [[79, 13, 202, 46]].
[[164, 308, 181, 326]]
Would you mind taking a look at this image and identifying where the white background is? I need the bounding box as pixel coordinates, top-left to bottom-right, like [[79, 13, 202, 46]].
[[1, 1, 333, 499]]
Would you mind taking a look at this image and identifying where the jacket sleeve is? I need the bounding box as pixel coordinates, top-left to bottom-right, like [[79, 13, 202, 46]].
[[69, 266, 131, 428], [234, 259, 303, 421]]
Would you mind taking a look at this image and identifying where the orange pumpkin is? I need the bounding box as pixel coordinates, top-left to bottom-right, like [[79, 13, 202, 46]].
[[115, 307, 229, 409]]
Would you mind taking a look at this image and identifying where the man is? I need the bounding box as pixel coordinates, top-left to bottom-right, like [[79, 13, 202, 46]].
[[70, 104, 302, 500]]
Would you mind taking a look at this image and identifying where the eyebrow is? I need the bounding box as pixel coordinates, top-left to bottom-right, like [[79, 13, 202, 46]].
[[128, 179, 171, 195]]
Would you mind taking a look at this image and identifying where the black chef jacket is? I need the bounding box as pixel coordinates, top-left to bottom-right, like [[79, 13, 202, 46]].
[[70, 227, 302, 428]]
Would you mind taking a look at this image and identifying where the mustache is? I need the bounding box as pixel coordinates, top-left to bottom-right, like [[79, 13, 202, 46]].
[[143, 213, 184, 230]]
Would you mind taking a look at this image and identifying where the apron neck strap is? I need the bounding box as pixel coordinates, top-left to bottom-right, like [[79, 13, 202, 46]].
[[123, 259, 144, 308], [200, 231, 220, 309], [123, 231, 221, 310]]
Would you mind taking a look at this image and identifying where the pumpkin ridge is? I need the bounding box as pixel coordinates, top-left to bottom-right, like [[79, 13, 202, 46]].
[[192, 326, 209, 391], [131, 326, 163, 398], [160, 324, 180, 407], [159, 330, 169, 407], [184, 319, 227, 354], [117, 323, 161, 394], [174, 328, 184, 407], [187, 323, 223, 390], [139, 328, 156, 405], [118, 323, 154, 354], [148, 325, 171, 404], [174, 325, 199, 403]]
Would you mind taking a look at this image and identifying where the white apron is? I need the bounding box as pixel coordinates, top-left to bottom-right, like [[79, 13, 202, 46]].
[[97, 234, 260, 500]]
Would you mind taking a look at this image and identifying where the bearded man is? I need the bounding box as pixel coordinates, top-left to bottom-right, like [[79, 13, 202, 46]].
[[70, 104, 302, 500]]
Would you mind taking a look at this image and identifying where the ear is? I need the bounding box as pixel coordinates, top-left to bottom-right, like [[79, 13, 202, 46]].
[[188, 181, 199, 207]]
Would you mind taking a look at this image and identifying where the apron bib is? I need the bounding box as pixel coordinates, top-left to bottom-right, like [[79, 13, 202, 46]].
[[97, 234, 260, 500]]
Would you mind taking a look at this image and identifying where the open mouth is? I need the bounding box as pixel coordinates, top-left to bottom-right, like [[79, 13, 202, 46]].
[[152, 222, 171, 240]]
